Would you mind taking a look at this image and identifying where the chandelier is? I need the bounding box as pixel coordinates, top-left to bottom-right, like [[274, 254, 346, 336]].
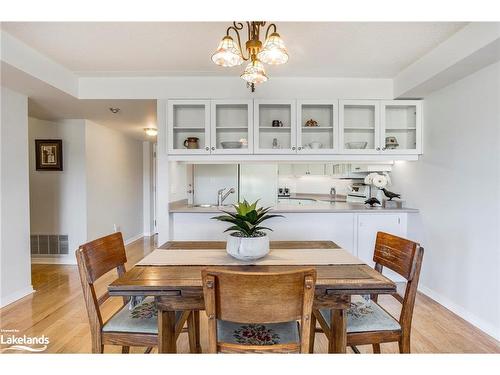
[[211, 22, 289, 92]]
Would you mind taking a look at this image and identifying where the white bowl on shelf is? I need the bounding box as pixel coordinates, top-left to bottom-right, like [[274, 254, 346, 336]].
[[221, 141, 243, 149], [345, 141, 368, 149]]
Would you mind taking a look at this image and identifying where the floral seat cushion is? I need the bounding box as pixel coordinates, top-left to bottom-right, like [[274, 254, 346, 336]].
[[319, 295, 401, 333], [217, 321, 300, 345], [103, 297, 181, 334]]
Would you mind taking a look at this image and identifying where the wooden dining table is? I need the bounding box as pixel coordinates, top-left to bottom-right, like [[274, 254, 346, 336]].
[[108, 240, 396, 354]]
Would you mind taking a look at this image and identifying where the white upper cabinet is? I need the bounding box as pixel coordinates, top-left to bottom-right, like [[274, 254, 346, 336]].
[[167, 99, 423, 157], [254, 100, 297, 154], [168, 100, 211, 154], [210, 100, 253, 154], [339, 100, 381, 154], [380, 100, 422, 154], [296, 100, 339, 154]]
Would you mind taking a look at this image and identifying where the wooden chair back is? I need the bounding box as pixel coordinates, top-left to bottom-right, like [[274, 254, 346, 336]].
[[372, 232, 424, 335], [202, 268, 316, 353], [76, 232, 128, 331]]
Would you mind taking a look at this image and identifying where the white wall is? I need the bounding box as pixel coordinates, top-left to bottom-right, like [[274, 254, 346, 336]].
[[193, 164, 238, 205], [79, 76, 393, 100], [239, 164, 278, 207], [85, 120, 144, 243], [0, 86, 33, 307], [391, 61, 500, 340], [28, 118, 87, 260]]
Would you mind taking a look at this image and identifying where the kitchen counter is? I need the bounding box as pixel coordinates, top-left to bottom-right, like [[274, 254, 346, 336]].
[[169, 196, 419, 214]]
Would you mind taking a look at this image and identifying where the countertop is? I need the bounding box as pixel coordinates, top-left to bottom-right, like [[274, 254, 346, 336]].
[[169, 194, 418, 214]]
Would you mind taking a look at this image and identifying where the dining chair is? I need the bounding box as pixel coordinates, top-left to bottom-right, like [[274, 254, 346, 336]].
[[76, 232, 196, 353], [201, 268, 317, 353], [311, 232, 424, 353]]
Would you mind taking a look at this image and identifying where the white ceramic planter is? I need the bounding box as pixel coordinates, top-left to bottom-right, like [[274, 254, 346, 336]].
[[226, 233, 270, 261]]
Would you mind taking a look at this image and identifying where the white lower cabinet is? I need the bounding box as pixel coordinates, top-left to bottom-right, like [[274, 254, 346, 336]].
[[356, 213, 407, 282], [169, 211, 409, 282], [171, 212, 356, 253]]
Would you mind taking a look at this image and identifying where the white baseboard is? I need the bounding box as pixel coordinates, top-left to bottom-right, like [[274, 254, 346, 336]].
[[0, 286, 35, 308], [124, 233, 145, 245], [418, 284, 500, 341]]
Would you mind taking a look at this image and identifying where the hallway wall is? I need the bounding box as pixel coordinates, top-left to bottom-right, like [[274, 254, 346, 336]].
[[28, 118, 87, 262], [85, 120, 144, 243], [28, 118, 146, 264], [0, 86, 33, 307]]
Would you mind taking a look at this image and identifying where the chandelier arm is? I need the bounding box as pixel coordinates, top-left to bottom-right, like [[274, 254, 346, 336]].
[[226, 23, 250, 61], [265, 23, 277, 40], [246, 21, 251, 41]]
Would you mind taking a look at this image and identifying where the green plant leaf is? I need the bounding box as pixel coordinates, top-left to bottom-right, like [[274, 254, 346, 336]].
[[212, 199, 283, 236], [223, 226, 245, 234], [245, 210, 258, 223]]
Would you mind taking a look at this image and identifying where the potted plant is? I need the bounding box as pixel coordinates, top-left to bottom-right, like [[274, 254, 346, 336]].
[[212, 200, 283, 261]]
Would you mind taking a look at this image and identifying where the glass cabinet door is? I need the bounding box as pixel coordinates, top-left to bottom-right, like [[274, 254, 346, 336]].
[[297, 100, 338, 153], [339, 100, 380, 154], [167, 100, 210, 154], [381, 100, 422, 154], [254, 100, 296, 154], [210, 100, 253, 154]]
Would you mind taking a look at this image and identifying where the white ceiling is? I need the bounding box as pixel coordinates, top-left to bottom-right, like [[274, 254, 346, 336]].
[[1, 63, 157, 141], [2, 22, 466, 78]]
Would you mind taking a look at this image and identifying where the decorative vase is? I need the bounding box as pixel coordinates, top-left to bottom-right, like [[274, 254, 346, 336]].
[[226, 233, 270, 261]]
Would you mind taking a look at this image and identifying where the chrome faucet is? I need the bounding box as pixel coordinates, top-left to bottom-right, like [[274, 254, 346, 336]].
[[330, 187, 337, 200], [217, 187, 235, 206]]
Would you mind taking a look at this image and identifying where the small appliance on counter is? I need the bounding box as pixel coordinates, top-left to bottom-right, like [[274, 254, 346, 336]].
[[346, 183, 370, 203], [278, 187, 290, 198]]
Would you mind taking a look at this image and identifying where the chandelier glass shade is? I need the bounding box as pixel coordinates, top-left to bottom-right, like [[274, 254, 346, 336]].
[[211, 22, 288, 91], [258, 32, 289, 65], [211, 36, 244, 67], [240, 59, 268, 84]]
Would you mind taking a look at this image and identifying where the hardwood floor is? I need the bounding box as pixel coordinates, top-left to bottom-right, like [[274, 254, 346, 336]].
[[1, 236, 499, 354]]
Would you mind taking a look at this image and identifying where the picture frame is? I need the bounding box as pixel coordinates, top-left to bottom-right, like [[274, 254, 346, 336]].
[[35, 139, 63, 171]]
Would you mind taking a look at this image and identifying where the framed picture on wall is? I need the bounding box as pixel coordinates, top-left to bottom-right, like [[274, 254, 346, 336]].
[[35, 139, 63, 171]]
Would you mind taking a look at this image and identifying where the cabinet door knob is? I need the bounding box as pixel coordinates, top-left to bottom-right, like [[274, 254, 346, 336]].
[[205, 147, 209, 151], [292, 146, 296, 150], [382, 147, 386, 151], [298, 146, 302, 150], [211, 147, 215, 150], [376, 147, 380, 151]]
